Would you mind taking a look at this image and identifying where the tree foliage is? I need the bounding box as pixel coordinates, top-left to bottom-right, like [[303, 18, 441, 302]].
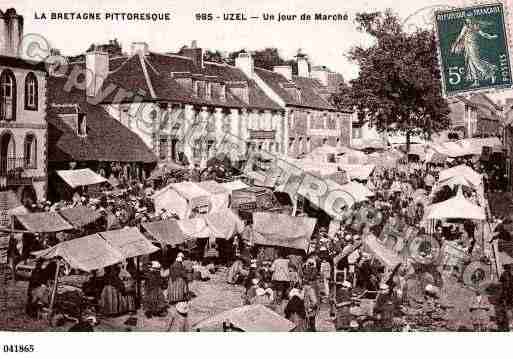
[[336, 10, 450, 140], [204, 47, 303, 74]]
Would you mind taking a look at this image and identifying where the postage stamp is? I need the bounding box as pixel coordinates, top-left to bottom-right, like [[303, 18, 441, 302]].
[[435, 2, 512, 96]]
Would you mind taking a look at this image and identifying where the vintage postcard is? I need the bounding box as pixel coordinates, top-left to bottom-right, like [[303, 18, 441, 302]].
[[2, 2, 513, 355]]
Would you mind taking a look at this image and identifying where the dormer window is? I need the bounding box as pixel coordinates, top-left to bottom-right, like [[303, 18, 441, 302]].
[[77, 114, 87, 136]]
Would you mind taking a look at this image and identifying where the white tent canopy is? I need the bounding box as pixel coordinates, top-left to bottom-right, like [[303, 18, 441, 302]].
[[438, 165, 482, 187], [221, 180, 249, 193], [57, 168, 107, 188], [339, 181, 374, 202], [339, 164, 375, 181], [437, 175, 474, 190], [426, 188, 485, 220]]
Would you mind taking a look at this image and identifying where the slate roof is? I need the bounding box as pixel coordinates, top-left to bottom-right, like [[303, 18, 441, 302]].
[[98, 52, 282, 111], [47, 76, 157, 163], [254, 68, 336, 111], [0, 55, 47, 72]]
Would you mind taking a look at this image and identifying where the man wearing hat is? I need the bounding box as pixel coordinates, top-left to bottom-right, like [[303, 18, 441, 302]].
[[167, 301, 190, 332]]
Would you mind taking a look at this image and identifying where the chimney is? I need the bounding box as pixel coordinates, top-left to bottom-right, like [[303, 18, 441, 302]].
[[86, 50, 109, 97], [131, 42, 149, 56], [296, 53, 309, 78], [311, 66, 329, 87], [179, 41, 203, 69], [0, 8, 23, 57], [235, 50, 254, 79], [273, 65, 292, 81]]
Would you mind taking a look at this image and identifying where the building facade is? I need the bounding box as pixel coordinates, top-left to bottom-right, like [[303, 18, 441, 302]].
[[80, 42, 285, 168], [448, 94, 502, 139], [0, 8, 47, 205], [240, 53, 352, 158]]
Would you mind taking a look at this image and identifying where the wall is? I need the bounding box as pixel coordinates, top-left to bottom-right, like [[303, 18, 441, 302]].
[[0, 65, 47, 200], [105, 102, 286, 166], [287, 107, 350, 156]]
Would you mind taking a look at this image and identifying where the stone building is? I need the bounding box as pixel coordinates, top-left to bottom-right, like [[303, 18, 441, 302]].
[[238, 52, 352, 157], [0, 8, 47, 206], [86, 42, 285, 167], [448, 94, 502, 139]]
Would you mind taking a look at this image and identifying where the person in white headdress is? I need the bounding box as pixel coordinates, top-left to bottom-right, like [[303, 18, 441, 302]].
[[167, 301, 190, 332]]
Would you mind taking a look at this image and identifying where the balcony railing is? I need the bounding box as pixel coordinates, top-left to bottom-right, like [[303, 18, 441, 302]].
[[249, 130, 276, 140], [0, 157, 27, 177]]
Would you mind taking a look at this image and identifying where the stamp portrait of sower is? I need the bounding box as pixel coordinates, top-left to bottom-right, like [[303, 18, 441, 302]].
[[435, 3, 512, 96]]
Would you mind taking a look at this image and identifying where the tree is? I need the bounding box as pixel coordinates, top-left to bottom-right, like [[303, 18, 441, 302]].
[[339, 10, 450, 150], [203, 49, 228, 64], [228, 48, 300, 73]]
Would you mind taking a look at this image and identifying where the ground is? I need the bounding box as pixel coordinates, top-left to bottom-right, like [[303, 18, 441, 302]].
[[0, 265, 503, 332]]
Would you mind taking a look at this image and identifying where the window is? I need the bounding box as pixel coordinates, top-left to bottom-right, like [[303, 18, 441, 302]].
[[77, 114, 87, 136], [0, 70, 16, 121], [24, 134, 37, 169], [24, 72, 38, 111]]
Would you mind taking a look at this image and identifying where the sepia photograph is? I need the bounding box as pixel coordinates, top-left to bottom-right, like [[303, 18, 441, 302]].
[[1, 1, 513, 350]]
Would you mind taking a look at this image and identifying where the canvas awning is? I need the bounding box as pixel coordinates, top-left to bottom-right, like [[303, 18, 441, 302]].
[[193, 304, 296, 332], [251, 212, 317, 251], [339, 181, 374, 202], [426, 189, 486, 220], [221, 180, 249, 193], [152, 184, 188, 219], [436, 175, 474, 190], [141, 219, 187, 246], [339, 164, 375, 180], [170, 182, 211, 208], [205, 209, 244, 239], [58, 206, 103, 228], [32, 234, 124, 272], [142, 216, 218, 246], [197, 181, 230, 212], [56, 168, 108, 188], [438, 165, 482, 187], [15, 212, 74, 233], [99, 227, 158, 258]]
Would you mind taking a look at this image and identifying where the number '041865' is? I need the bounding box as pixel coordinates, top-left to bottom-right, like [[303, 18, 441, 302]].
[[3, 344, 35, 353]]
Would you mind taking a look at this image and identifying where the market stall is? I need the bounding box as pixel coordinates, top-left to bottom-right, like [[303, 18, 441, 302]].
[[58, 206, 104, 230], [196, 180, 230, 213], [437, 165, 482, 187], [193, 304, 296, 332], [32, 227, 158, 323], [14, 212, 74, 233], [249, 212, 317, 253]]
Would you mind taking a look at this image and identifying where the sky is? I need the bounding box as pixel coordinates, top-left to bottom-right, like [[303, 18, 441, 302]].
[[2, 0, 469, 82]]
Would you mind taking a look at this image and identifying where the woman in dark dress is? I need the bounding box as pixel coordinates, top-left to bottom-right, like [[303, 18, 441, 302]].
[[167, 254, 189, 304], [99, 265, 125, 317], [143, 261, 167, 318]]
